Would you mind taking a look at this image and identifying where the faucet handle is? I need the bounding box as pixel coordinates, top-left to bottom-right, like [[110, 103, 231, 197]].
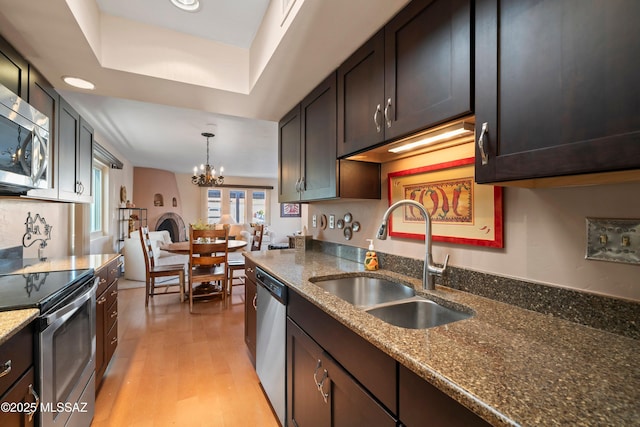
[[441, 254, 449, 271]]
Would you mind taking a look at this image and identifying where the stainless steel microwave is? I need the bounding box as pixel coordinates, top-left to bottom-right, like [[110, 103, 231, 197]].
[[0, 83, 50, 193]]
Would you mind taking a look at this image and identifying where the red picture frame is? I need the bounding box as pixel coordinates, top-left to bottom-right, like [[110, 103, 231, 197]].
[[388, 157, 503, 248]]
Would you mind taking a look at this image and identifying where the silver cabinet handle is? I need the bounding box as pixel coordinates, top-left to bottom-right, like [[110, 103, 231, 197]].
[[299, 176, 305, 192], [373, 104, 382, 133], [477, 122, 489, 165], [313, 359, 330, 403], [252, 294, 257, 310], [0, 360, 11, 378], [317, 369, 329, 403], [384, 98, 392, 128], [97, 296, 108, 305], [294, 177, 301, 192], [28, 384, 39, 422]]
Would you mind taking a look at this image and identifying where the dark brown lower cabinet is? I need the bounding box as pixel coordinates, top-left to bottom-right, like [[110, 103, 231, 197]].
[[398, 365, 491, 427], [0, 323, 36, 427], [244, 259, 258, 365], [285, 288, 492, 426], [287, 319, 396, 427], [96, 257, 120, 392]]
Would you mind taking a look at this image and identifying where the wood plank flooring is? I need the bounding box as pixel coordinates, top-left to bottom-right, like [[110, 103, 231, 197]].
[[92, 283, 279, 427]]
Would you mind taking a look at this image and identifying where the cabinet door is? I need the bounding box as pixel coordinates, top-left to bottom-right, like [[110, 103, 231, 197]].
[[0, 35, 28, 98], [278, 105, 302, 203], [26, 67, 58, 200], [287, 319, 396, 427], [399, 365, 490, 427], [337, 30, 385, 157], [58, 97, 80, 200], [77, 117, 94, 202], [0, 367, 36, 427], [475, 0, 640, 183], [384, 0, 472, 141], [244, 276, 257, 364], [325, 354, 396, 427], [300, 72, 337, 201], [287, 319, 330, 427]]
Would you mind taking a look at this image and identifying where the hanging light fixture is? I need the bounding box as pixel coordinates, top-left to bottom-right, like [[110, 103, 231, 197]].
[[192, 132, 224, 187]]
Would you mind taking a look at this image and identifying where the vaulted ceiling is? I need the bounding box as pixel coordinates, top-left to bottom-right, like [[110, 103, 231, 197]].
[[0, 0, 409, 177]]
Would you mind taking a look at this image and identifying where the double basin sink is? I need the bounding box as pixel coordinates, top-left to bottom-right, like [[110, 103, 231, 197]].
[[311, 276, 471, 329]]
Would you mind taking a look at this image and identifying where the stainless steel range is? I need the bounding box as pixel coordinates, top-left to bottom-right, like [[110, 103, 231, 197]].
[[0, 261, 97, 427]]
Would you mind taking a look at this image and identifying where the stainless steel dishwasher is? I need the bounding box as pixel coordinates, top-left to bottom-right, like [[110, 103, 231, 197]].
[[255, 267, 287, 425]]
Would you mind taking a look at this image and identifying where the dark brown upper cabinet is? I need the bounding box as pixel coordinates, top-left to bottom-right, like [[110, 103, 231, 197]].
[[0, 35, 28, 98], [279, 72, 380, 203], [475, 0, 640, 184], [58, 98, 94, 203], [337, 0, 472, 158]]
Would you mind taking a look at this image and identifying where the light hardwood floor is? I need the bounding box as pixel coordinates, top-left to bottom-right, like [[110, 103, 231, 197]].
[[92, 283, 279, 427]]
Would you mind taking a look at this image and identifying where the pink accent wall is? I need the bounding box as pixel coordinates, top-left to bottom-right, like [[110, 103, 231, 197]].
[[132, 167, 184, 235]]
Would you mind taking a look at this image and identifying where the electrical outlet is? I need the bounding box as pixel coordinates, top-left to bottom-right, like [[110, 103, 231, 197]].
[[586, 218, 640, 265], [329, 214, 335, 229], [312, 214, 317, 228]]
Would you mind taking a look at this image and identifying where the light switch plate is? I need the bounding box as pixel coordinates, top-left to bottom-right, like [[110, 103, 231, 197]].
[[312, 214, 317, 228], [586, 218, 640, 265], [329, 214, 335, 229]]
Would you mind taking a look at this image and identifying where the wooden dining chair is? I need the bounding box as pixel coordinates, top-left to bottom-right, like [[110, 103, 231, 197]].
[[227, 224, 264, 295], [188, 226, 229, 313], [139, 227, 186, 307]]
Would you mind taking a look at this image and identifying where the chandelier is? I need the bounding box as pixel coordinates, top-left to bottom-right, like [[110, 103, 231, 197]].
[[192, 132, 224, 187]]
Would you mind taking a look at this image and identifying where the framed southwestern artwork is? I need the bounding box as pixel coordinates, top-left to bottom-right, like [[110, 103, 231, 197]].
[[281, 203, 301, 218], [387, 157, 503, 247]]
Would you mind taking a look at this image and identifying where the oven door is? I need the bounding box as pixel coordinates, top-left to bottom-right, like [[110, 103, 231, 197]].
[[38, 277, 97, 427]]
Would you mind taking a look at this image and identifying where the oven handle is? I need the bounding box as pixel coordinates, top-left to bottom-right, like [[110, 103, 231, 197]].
[[41, 277, 98, 328]]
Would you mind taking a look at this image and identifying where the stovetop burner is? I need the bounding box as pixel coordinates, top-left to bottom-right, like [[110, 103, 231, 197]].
[[0, 259, 93, 313]]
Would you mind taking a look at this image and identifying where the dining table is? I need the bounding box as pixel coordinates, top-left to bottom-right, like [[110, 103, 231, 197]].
[[160, 239, 247, 254]]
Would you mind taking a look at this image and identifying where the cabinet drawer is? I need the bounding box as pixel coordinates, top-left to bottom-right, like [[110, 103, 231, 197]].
[[107, 258, 121, 284], [0, 323, 33, 395], [245, 258, 257, 283], [288, 290, 397, 413], [106, 321, 118, 363], [105, 281, 118, 310], [0, 366, 36, 427], [95, 266, 109, 296], [106, 299, 118, 332]]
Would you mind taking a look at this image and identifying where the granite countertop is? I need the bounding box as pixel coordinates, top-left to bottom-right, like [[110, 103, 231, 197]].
[[246, 249, 640, 426], [0, 254, 120, 345], [0, 309, 39, 345]]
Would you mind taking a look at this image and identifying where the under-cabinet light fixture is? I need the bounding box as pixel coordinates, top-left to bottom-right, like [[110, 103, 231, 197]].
[[388, 122, 474, 153], [170, 0, 201, 12], [62, 76, 95, 90]]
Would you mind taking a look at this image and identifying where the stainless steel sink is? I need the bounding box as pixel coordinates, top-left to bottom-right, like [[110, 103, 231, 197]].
[[312, 276, 415, 308], [365, 299, 471, 329]]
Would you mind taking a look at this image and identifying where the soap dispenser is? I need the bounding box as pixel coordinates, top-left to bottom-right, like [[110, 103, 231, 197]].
[[364, 239, 379, 271]]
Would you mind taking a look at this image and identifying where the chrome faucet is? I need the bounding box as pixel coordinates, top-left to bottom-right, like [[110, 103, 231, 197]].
[[377, 199, 449, 290]]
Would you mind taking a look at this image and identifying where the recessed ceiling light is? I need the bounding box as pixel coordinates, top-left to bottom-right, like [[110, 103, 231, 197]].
[[170, 0, 201, 12], [62, 76, 95, 90]]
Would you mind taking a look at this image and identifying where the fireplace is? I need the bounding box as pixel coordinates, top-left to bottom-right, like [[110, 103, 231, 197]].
[[155, 213, 186, 242]]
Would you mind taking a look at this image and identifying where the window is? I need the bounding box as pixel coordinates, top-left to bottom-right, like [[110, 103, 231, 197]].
[[90, 163, 106, 234], [251, 191, 266, 225], [229, 190, 246, 224], [207, 189, 222, 224], [206, 187, 270, 225]]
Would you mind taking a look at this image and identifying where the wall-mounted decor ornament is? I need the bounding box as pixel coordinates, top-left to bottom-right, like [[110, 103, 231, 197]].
[[23, 212, 53, 260]]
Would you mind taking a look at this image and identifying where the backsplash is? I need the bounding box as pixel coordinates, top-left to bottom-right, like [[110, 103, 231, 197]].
[[311, 240, 640, 340]]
